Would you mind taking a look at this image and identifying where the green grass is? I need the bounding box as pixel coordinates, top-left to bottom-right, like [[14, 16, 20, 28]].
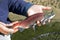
[[11, 22, 60, 40]]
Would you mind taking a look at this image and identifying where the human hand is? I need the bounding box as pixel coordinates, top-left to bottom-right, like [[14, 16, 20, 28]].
[[0, 21, 19, 35], [27, 5, 51, 26], [6, 21, 19, 33]]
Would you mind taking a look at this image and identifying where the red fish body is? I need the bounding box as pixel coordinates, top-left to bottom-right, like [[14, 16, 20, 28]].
[[13, 13, 44, 29]]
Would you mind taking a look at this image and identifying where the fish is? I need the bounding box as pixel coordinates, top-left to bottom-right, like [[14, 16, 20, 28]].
[[13, 12, 55, 32], [13, 13, 44, 32]]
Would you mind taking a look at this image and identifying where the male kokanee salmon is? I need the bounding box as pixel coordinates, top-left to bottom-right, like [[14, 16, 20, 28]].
[[13, 13, 44, 29]]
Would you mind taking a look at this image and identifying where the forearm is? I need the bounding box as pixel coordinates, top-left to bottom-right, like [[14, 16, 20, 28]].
[[9, 0, 33, 17]]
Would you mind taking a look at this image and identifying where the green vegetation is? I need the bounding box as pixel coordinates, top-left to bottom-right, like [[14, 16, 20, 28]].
[[26, 0, 60, 8], [11, 22, 60, 40]]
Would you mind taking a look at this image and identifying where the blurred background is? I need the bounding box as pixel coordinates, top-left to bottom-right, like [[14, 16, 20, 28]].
[[9, 0, 60, 40]]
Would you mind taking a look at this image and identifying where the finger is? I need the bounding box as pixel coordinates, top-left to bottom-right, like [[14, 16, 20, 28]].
[[39, 5, 51, 10], [13, 28, 19, 33], [42, 6, 51, 10], [36, 21, 41, 26], [6, 21, 19, 26], [0, 22, 6, 26]]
